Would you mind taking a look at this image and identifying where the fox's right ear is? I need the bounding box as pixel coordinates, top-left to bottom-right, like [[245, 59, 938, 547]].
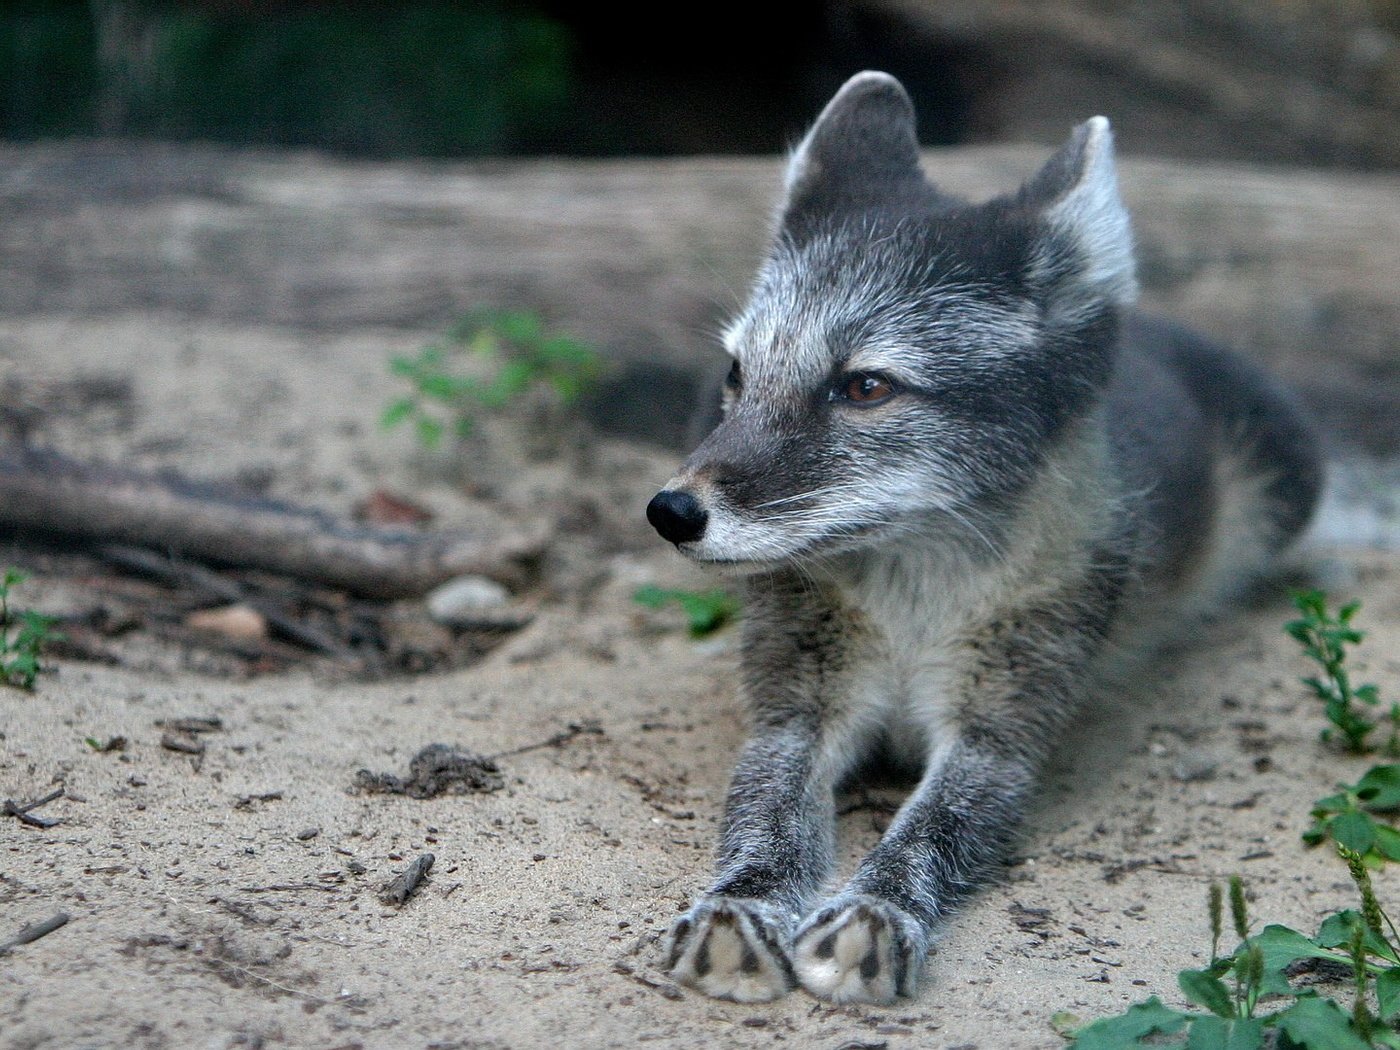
[[780, 71, 924, 228]]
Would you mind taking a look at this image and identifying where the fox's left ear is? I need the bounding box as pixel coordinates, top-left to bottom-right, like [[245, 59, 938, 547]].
[[1019, 117, 1138, 316], [780, 71, 925, 229]]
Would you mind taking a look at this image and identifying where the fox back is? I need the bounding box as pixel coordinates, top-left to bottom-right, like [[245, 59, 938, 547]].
[[646, 71, 1321, 1005]]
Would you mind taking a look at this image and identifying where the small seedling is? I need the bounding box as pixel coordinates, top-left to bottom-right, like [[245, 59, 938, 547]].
[[632, 585, 740, 638], [1286, 590, 1390, 754], [1286, 594, 1400, 864], [0, 569, 61, 690], [383, 309, 603, 448]]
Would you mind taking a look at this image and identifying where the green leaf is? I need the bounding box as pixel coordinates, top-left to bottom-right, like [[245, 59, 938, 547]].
[[1249, 925, 1336, 996], [1330, 810, 1378, 854], [1179, 968, 1235, 1018], [495, 310, 542, 343], [380, 396, 417, 429], [631, 584, 670, 610], [1377, 966, 1400, 1021], [1270, 995, 1370, 1049], [1358, 766, 1400, 810], [1186, 1015, 1264, 1050], [1314, 910, 1396, 962], [1373, 824, 1400, 861], [415, 416, 445, 449], [1068, 997, 1191, 1049]]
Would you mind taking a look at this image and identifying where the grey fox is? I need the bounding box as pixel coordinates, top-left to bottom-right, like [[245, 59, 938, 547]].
[[645, 71, 1322, 1004]]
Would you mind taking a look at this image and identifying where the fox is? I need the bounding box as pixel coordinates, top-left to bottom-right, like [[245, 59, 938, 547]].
[[644, 71, 1323, 1005]]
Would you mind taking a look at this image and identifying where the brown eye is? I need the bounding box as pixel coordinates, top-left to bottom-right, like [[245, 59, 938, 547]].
[[835, 372, 897, 405]]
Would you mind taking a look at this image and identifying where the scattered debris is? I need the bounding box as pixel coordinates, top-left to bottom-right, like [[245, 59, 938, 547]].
[[1008, 901, 1056, 941], [355, 489, 435, 526], [3, 787, 64, 829], [380, 853, 434, 906], [233, 791, 284, 809], [354, 744, 504, 798], [84, 734, 127, 752], [0, 912, 70, 955], [155, 716, 224, 734], [161, 731, 206, 755], [612, 963, 684, 1001]]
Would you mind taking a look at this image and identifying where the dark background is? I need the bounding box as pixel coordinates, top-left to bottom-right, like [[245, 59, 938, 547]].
[[5, 0, 1400, 167]]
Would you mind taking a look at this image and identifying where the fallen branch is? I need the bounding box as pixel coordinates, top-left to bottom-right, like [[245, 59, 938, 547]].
[[0, 445, 545, 598], [3, 787, 64, 829]]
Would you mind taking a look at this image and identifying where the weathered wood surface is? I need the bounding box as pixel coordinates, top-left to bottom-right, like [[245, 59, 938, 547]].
[[1, 142, 1396, 449], [0, 445, 544, 597]]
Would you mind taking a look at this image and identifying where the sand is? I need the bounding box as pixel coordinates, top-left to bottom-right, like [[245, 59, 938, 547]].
[[2, 312, 1399, 1050]]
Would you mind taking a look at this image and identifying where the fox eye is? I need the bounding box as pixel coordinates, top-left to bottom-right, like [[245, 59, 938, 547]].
[[834, 372, 898, 406], [724, 359, 742, 391]]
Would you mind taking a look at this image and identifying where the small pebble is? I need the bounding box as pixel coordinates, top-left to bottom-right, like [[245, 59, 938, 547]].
[[296, 826, 321, 841], [425, 574, 511, 625]]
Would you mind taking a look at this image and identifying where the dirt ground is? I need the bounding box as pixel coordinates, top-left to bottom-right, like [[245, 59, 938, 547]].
[[3, 312, 1400, 1050]]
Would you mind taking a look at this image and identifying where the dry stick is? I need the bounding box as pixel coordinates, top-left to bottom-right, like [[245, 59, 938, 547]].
[[3, 787, 64, 828], [0, 912, 70, 955], [0, 445, 545, 598], [100, 544, 355, 659], [489, 721, 604, 761], [380, 854, 434, 907]]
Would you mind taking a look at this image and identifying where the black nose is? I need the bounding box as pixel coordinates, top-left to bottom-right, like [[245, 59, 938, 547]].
[[647, 489, 708, 544]]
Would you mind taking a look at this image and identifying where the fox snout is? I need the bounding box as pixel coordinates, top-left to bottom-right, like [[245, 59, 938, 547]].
[[647, 489, 708, 545]]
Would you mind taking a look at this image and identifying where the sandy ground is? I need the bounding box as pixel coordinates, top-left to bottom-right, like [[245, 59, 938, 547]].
[[3, 313, 1400, 1050]]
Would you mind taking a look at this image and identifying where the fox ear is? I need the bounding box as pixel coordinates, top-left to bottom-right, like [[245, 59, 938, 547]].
[[781, 71, 923, 223], [1020, 117, 1137, 315]]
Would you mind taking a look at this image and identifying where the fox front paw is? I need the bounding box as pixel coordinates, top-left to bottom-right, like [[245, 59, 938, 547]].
[[792, 895, 927, 1004], [666, 898, 797, 1002]]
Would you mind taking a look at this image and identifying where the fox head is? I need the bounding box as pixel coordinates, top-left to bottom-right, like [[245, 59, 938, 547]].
[[647, 71, 1137, 569]]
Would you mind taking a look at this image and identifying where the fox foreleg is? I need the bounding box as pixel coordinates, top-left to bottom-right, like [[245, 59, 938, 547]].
[[667, 723, 841, 1002]]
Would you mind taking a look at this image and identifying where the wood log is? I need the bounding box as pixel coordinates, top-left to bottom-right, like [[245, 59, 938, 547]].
[[0, 446, 544, 598], [0, 142, 1396, 450]]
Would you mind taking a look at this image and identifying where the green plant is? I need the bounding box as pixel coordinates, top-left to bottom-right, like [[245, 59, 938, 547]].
[[1, 569, 60, 690], [1285, 594, 1400, 864], [1306, 765, 1400, 865], [632, 585, 740, 638], [1286, 590, 1391, 754], [383, 309, 603, 448], [1062, 593, 1400, 1047], [1066, 865, 1400, 1048]]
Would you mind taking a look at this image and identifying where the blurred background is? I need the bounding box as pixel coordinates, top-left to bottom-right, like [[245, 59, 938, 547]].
[[4, 0, 1399, 168]]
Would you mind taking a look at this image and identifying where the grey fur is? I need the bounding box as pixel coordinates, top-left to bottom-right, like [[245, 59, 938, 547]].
[[647, 70, 1322, 1004]]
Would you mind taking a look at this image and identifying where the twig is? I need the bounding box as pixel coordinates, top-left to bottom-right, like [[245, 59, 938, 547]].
[[238, 883, 341, 893], [3, 787, 64, 828], [490, 720, 604, 761], [0, 912, 70, 954], [380, 853, 434, 906], [100, 544, 354, 658]]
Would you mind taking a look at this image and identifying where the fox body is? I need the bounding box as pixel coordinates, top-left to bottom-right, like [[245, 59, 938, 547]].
[[645, 72, 1322, 1004]]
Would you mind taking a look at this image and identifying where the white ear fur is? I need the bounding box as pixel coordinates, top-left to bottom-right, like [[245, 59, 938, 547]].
[[1041, 117, 1138, 311]]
